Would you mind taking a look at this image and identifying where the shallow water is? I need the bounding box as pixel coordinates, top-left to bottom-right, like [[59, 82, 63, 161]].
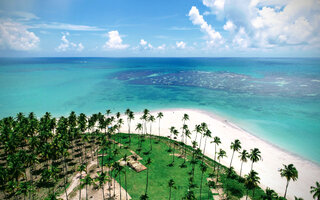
[[0, 57, 319, 163]]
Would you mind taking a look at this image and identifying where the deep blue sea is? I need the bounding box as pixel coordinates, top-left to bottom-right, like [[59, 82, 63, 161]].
[[0, 57, 319, 163]]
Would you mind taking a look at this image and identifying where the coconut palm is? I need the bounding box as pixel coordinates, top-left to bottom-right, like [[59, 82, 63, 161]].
[[94, 172, 109, 200], [239, 149, 249, 176], [80, 174, 93, 200], [199, 163, 208, 200], [229, 139, 241, 168], [156, 112, 163, 140], [77, 163, 86, 200], [123, 154, 129, 200], [249, 148, 261, 170], [148, 115, 155, 150], [310, 181, 320, 200], [136, 123, 143, 149], [210, 136, 221, 171], [128, 111, 134, 144], [279, 164, 298, 199], [244, 170, 260, 199], [168, 179, 175, 200], [216, 149, 227, 182], [145, 158, 152, 195], [262, 187, 278, 200], [202, 129, 212, 156]]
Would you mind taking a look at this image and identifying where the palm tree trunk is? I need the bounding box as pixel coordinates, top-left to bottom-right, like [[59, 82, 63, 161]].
[[230, 150, 235, 168], [284, 180, 289, 198], [102, 185, 105, 200], [246, 189, 248, 200], [214, 145, 217, 172], [169, 186, 172, 200], [119, 173, 122, 200], [240, 161, 244, 177], [86, 184, 88, 200], [251, 161, 254, 171], [200, 171, 204, 200], [145, 168, 149, 194], [172, 143, 175, 163], [125, 168, 128, 200], [79, 174, 82, 200]]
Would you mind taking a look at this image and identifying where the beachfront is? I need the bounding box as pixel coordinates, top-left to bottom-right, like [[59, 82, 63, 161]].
[[119, 108, 320, 200]]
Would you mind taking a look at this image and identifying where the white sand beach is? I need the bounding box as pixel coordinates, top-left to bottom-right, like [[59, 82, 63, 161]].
[[119, 108, 320, 200]]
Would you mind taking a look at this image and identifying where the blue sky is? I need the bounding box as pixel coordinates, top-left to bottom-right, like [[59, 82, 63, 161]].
[[0, 0, 319, 57]]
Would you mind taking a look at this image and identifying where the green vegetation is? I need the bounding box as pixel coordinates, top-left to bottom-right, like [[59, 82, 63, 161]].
[[0, 109, 317, 200]]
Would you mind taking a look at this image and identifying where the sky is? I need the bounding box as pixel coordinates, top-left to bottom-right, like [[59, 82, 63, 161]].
[[0, 0, 319, 57]]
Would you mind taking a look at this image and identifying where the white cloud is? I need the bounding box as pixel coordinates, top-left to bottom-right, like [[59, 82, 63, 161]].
[[34, 22, 105, 31], [0, 19, 39, 51], [0, 10, 39, 21], [188, 6, 223, 46], [223, 20, 236, 32], [56, 32, 84, 52], [103, 30, 129, 50], [140, 39, 147, 46], [157, 44, 166, 50], [176, 41, 186, 49], [201, 0, 320, 49]]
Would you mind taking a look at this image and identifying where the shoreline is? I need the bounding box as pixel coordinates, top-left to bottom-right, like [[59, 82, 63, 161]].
[[119, 108, 320, 200]]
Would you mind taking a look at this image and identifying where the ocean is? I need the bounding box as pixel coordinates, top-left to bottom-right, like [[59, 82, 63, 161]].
[[0, 57, 319, 163]]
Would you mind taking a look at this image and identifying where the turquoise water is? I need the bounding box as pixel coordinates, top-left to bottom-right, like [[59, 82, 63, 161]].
[[0, 57, 319, 163]]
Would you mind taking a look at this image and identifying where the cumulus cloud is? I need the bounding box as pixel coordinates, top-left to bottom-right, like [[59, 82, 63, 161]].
[[157, 44, 166, 50], [56, 32, 84, 52], [103, 30, 129, 50], [188, 6, 223, 46], [140, 39, 147, 46], [176, 41, 186, 49], [0, 19, 39, 51], [223, 20, 236, 32], [201, 0, 320, 49]]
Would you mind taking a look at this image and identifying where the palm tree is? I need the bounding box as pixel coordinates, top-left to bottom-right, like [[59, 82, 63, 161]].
[[145, 158, 152, 196], [229, 139, 241, 168], [249, 148, 261, 170], [216, 149, 226, 182], [94, 172, 109, 200], [157, 112, 164, 140], [262, 187, 278, 200], [244, 170, 260, 199], [17, 181, 33, 200], [202, 129, 211, 156], [239, 149, 249, 177], [136, 123, 143, 150], [114, 162, 124, 200], [279, 164, 298, 199], [80, 174, 93, 200], [128, 111, 134, 144], [210, 136, 221, 171], [168, 179, 175, 200], [199, 163, 208, 200], [77, 163, 86, 200], [148, 115, 155, 150], [171, 128, 179, 164], [123, 154, 129, 200], [310, 181, 320, 200]]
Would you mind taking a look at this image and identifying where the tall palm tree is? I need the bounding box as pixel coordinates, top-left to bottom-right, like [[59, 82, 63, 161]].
[[199, 163, 208, 200], [239, 149, 249, 177], [145, 158, 152, 196], [249, 148, 261, 170], [123, 154, 129, 200], [148, 115, 155, 150], [114, 162, 124, 200], [279, 164, 298, 199], [128, 111, 134, 144], [80, 174, 93, 200], [216, 149, 227, 182], [244, 170, 260, 200], [210, 136, 221, 171], [94, 172, 109, 200], [157, 112, 164, 140], [202, 129, 212, 156], [77, 163, 86, 200], [229, 139, 241, 168], [310, 181, 320, 200], [262, 187, 278, 200], [171, 128, 179, 165], [136, 123, 143, 149], [168, 179, 175, 200]]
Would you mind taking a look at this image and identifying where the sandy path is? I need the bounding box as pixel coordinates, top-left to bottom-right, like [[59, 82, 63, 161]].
[[118, 108, 320, 200]]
